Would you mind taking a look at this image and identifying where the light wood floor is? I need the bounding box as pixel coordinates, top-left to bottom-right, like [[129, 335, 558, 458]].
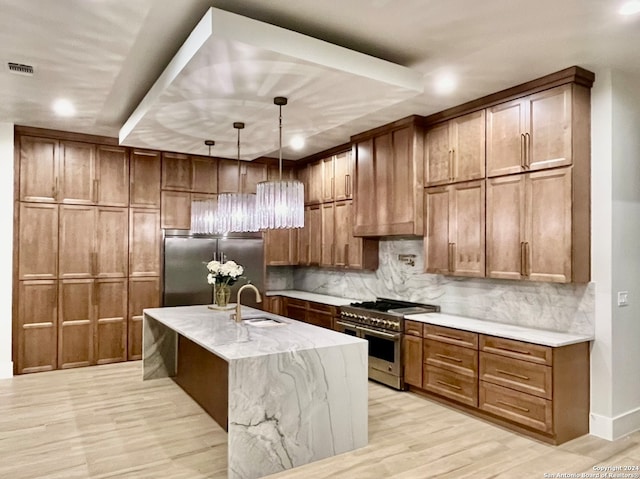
[[1, 362, 638, 478]]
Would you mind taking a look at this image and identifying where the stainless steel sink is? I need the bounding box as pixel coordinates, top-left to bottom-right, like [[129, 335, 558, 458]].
[[243, 317, 287, 327]]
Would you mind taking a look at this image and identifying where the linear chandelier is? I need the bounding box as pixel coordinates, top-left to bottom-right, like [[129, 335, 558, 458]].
[[214, 122, 259, 233], [255, 97, 304, 229]]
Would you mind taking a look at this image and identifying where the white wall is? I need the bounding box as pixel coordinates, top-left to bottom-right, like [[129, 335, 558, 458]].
[[610, 70, 640, 437], [0, 123, 14, 378]]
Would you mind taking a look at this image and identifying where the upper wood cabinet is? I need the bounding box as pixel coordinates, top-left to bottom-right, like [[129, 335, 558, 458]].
[[16, 280, 58, 374], [18, 202, 58, 280], [298, 205, 322, 265], [486, 167, 583, 283], [19, 136, 58, 203], [425, 110, 485, 186], [96, 145, 129, 206], [218, 159, 267, 194], [192, 156, 218, 194], [316, 149, 353, 203], [486, 84, 588, 177], [58, 141, 96, 204], [264, 227, 299, 266], [320, 203, 335, 266], [302, 160, 323, 204], [129, 208, 161, 277], [130, 149, 161, 208], [162, 152, 193, 191], [333, 200, 378, 270], [161, 190, 192, 230], [424, 180, 485, 277], [333, 150, 353, 201], [321, 156, 334, 203], [352, 117, 424, 237]]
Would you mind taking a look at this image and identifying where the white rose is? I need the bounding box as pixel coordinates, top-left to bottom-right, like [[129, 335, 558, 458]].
[[207, 273, 216, 284]]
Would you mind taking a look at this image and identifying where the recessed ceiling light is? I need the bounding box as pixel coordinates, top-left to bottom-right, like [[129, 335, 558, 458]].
[[434, 73, 457, 95], [619, 0, 640, 15], [52, 98, 75, 117], [289, 135, 305, 151]]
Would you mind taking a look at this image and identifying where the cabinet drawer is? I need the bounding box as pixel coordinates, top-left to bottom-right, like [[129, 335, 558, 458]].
[[424, 340, 477, 377], [423, 365, 477, 407], [424, 325, 478, 349], [286, 298, 307, 308], [480, 352, 551, 399], [307, 310, 333, 329], [308, 301, 336, 314], [285, 305, 307, 322], [480, 335, 552, 365], [405, 320, 423, 337], [480, 381, 552, 433]]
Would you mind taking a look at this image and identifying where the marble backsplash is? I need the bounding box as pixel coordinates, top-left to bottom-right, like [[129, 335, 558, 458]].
[[266, 238, 595, 336]]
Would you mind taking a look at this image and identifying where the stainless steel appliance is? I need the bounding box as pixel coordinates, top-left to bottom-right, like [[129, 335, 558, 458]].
[[163, 230, 264, 308], [337, 298, 439, 390]]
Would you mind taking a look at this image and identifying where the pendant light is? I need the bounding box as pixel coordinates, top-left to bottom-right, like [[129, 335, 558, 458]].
[[214, 122, 259, 233], [190, 140, 217, 234], [255, 97, 304, 229]]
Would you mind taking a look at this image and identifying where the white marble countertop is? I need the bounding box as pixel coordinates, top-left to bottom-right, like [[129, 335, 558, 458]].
[[265, 289, 367, 306], [144, 305, 365, 361], [405, 312, 594, 347]]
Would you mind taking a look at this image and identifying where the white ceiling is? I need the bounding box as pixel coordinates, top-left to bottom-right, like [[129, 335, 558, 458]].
[[1, 0, 639, 160]]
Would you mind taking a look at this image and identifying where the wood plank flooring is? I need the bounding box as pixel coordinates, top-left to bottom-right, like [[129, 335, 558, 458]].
[[1, 362, 638, 478]]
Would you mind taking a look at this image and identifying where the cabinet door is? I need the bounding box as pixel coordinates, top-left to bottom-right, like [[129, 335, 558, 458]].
[[130, 149, 161, 208], [333, 150, 353, 201], [264, 228, 298, 266], [96, 207, 128, 277], [95, 278, 127, 364], [128, 277, 160, 360], [424, 186, 451, 274], [527, 84, 572, 171], [526, 168, 572, 282], [18, 202, 58, 280], [486, 175, 526, 280], [403, 334, 423, 387], [306, 161, 323, 204], [58, 205, 95, 279], [321, 156, 334, 202], [449, 180, 485, 277], [333, 200, 350, 267], [58, 141, 95, 204], [162, 152, 193, 191], [241, 162, 267, 194], [161, 190, 192, 229], [297, 208, 311, 265], [58, 279, 94, 369], [96, 145, 129, 206], [17, 280, 58, 374], [19, 136, 58, 203], [320, 203, 334, 266], [192, 156, 218, 194], [129, 208, 161, 277], [217, 159, 240, 194], [450, 110, 485, 183], [424, 122, 450, 186], [486, 99, 527, 177], [308, 204, 322, 265]]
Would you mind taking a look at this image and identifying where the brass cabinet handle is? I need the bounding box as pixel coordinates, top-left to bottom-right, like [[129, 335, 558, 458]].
[[524, 133, 531, 168], [525, 241, 530, 276], [447, 243, 452, 272], [55, 176, 59, 200], [434, 333, 463, 342], [448, 150, 453, 182], [451, 148, 456, 181], [493, 346, 532, 356], [451, 242, 456, 270], [94, 179, 100, 203], [344, 244, 349, 266], [520, 134, 525, 169], [345, 175, 349, 198], [436, 380, 462, 391], [496, 368, 530, 381], [435, 353, 463, 363], [496, 399, 530, 413], [520, 242, 525, 275]]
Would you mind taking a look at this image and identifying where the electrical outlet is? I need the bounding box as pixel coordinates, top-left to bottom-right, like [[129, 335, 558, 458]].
[[617, 291, 629, 307]]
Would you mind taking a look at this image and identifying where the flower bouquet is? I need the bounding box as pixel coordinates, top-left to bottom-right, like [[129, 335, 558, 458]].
[[206, 260, 244, 308]]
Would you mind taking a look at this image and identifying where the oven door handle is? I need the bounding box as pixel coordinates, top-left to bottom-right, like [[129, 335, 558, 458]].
[[336, 320, 358, 330], [356, 326, 402, 340]]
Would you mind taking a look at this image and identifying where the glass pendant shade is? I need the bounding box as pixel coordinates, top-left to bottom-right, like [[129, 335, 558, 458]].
[[215, 192, 259, 233], [255, 96, 305, 229]]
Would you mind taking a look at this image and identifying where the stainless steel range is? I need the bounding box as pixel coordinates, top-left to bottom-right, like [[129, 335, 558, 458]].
[[336, 298, 439, 390]]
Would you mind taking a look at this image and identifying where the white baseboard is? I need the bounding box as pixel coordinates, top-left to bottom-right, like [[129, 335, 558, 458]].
[[590, 407, 640, 440], [0, 360, 13, 379]]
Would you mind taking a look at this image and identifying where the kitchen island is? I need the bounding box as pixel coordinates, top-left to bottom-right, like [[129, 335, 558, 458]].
[[142, 305, 368, 479]]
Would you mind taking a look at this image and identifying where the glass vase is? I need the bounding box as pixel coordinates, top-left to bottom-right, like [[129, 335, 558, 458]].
[[215, 285, 231, 308]]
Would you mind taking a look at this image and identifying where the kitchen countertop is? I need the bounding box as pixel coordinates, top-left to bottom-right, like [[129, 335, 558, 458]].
[[142, 305, 368, 479], [265, 289, 366, 306], [143, 304, 364, 361], [406, 312, 594, 347]]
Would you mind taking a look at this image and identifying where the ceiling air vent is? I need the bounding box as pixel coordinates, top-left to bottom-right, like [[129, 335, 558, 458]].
[[7, 62, 34, 76]]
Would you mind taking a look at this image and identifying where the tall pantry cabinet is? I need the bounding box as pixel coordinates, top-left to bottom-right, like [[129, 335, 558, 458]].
[[13, 130, 161, 374]]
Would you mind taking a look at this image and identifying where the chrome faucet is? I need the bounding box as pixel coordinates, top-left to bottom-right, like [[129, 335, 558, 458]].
[[232, 283, 262, 323]]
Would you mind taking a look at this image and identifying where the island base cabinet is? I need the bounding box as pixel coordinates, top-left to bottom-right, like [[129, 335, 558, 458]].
[[175, 335, 228, 432]]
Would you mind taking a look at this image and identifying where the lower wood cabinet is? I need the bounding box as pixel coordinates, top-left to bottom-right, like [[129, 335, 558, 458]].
[[262, 295, 285, 316], [282, 297, 338, 330], [403, 320, 590, 444], [127, 277, 161, 360]]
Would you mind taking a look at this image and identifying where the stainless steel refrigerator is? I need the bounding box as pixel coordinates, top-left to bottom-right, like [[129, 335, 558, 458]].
[[163, 230, 264, 308]]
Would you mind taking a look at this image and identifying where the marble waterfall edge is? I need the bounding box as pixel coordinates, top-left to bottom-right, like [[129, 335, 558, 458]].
[[228, 342, 368, 479]]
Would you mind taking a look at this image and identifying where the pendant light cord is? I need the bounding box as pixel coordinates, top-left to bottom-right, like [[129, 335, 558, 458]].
[[233, 122, 244, 194], [278, 103, 283, 180]]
